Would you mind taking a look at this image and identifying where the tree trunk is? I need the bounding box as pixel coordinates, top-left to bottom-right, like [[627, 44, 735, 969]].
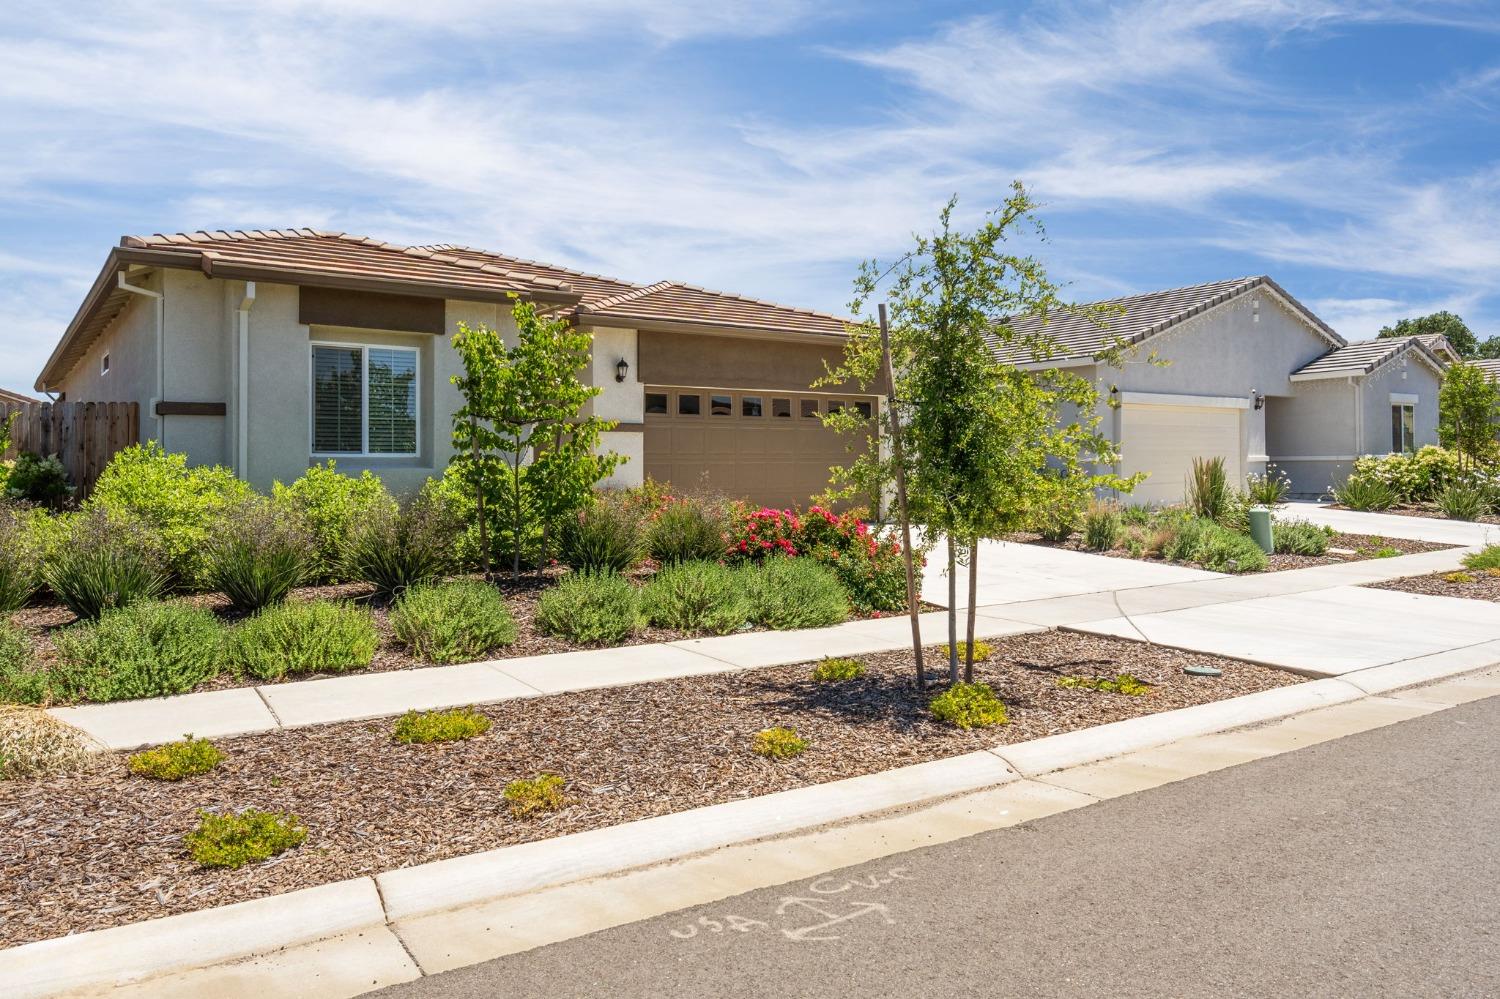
[[879, 304, 924, 689], [964, 535, 979, 683], [946, 533, 959, 685]]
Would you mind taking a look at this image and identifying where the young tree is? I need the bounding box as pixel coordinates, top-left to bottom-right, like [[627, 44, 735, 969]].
[[1438, 362, 1500, 472], [823, 186, 1134, 686], [450, 298, 622, 579]]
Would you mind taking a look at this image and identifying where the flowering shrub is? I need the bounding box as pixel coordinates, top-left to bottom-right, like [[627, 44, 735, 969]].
[[1347, 446, 1460, 504], [731, 506, 801, 559], [725, 504, 912, 613]]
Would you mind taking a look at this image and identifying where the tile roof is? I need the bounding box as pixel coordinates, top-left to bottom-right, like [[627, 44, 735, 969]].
[[578, 281, 851, 337], [990, 275, 1343, 363], [0, 387, 38, 405], [416, 244, 644, 306], [1291, 336, 1447, 380], [1469, 358, 1500, 380]]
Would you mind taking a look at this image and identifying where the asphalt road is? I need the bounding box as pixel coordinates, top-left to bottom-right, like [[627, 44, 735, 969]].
[[379, 696, 1500, 999]]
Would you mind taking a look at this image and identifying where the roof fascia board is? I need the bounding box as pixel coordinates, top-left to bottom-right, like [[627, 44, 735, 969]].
[[35, 247, 134, 390]]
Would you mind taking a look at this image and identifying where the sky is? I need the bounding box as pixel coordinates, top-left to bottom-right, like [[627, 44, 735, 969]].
[[2, 0, 1499, 395]]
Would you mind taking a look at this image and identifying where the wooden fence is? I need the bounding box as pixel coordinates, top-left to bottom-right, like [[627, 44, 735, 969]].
[[1, 401, 140, 496]]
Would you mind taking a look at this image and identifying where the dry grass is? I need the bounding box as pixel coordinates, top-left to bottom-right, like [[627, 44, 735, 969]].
[[0, 706, 98, 781]]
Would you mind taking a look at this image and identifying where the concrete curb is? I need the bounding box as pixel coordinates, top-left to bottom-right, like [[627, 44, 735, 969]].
[[15, 655, 1498, 998]]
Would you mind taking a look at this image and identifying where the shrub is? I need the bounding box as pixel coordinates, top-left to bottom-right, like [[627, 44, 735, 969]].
[[0, 505, 40, 612], [1437, 479, 1488, 522], [1161, 516, 1267, 573], [1273, 519, 1332, 557], [641, 560, 747, 634], [1444, 571, 1475, 583], [1331, 474, 1396, 512], [1120, 505, 1154, 527], [751, 726, 809, 759], [812, 656, 865, 682], [504, 773, 568, 819], [43, 508, 168, 620], [1036, 513, 1076, 543], [929, 682, 1008, 729], [392, 707, 492, 744], [52, 601, 226, 702], [1056, 673, 1151, 696], [0, 705, 97, 780], [230, 600, 378, 681], [391, 581, 517, 664], [204, 497, 313, 612], [342, 490, 459, 598], [1188, 456, 1230, 521], [559, 492, 644, 573], [1462, 545, 1500, 571], [732, 504, 910, 614], [944, 640, 993, 662], [1246, 466, 1291, 507], [88, 443, 252, 586], [271, 462, 395, 583], [1348, 446, 1459, 505], [742, 558, 849, 630], [535, 571, 641, 644], [128, 736, 224, 780], [1362, 545, 1401, 559], [1082, 502, 1121, 551], [646, 494, 729, 564], [5, 452, 73, 509], [186, 809, 307, 868]]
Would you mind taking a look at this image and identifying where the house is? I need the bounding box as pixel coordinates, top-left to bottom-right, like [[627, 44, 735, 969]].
[[0, 387, 39, 406], [35, 229, 876, 507], [1003, 276, 1449, 502]]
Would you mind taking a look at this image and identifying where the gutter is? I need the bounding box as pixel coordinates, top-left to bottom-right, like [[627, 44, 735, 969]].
[[116, 271, 165, 448], [236, 282, 256, 478]]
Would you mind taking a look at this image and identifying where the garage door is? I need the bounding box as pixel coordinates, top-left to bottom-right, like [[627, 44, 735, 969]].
[[1120, 403, 1242, 506], [643, 386, 873, 509]]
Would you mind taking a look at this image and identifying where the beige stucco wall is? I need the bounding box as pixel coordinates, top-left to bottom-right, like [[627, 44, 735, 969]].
[[58, 270, 161, 434], [638, 329, 859, 393], [580, 324, 643, 488]]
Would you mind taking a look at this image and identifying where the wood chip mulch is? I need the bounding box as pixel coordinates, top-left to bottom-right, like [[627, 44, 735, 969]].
[[1368, 570, 1500, 602], [0, 629, 1297, 948], [1011, 532, 1450, 573]]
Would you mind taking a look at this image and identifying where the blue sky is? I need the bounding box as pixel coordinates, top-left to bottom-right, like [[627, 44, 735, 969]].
[[3, 0, 1499, 394]]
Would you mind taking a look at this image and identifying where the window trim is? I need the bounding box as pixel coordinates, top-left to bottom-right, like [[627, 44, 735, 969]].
[[100, 352, 110, 376], [309, 340, 421, 458]]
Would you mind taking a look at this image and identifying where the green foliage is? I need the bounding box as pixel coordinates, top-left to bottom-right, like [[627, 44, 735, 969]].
[[1378, 310, 1477, 358], [1361, 545, 1401, 559], [52, 601, 226, 702], [1160, 517, 1267, 573], [1346, 447, 1458, 504], [5, 452, 72, 509], [751, 726, 809, 759], [0, 619, 41, 704], [1331, 474, 1397, 512], [929, 682, 1009, 729], [1272, 519, 1333, 556], [647, 495, 730, 564], [727, 504, 908, 614], [392, 707, 492, 744], [1056, 673, 1151, 696], [204, 497, 312, 612], [1035, 509, 1076, 543], [1439, 364, 1500, 470], [342, 489, 459, 598], [449, 301, 623, 578], [741, 557, 849, 630], [88, 443, 252, 586], [944, 640, 993, 662], [641, 560, 748, 634], [1082, 502, 1121, 551], [230, 600, 378, 681], [1188, 456, 1230, 521], [1246, 466, 1291, 507], [128, 736, 224, 780], [1462, 545, 1500, 571], [186, 809, 307, 868], [503, 773, 568, 818], [0, 505, 40, 612], [42, 509, 169, 620], [1444, 571, 1474, 583], [559, 492, 644, 572], [1437, 478, 1489, 521], [271, 462, 395, 583], [812, 656, 866, 682], [390, 580, 517, 664], [535, 570, 642, 645]]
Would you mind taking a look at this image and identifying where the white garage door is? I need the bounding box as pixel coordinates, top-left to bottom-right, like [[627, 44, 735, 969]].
[[1120, 403, 1243, 507]]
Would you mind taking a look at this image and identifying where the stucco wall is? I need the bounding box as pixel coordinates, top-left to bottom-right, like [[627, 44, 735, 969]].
[[638, 329, 857, 393], [1360, 355, 1442, 454], [581, 325, 643, 488], [160, 268, 230, 469], [1264, 377, 1355, 495], [58, 271, 161, 433]]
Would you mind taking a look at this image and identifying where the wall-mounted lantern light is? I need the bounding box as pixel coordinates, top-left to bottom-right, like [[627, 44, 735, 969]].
[[615, 358, 629, 383], [1252, 391, 1265, 411]]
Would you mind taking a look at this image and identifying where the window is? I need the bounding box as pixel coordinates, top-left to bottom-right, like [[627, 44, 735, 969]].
[[710, 394, 732, 416], [311, 344, 418, 456], [677, 393, 701, 416], [100, 353, 110, 376], [1391, 404, 1415, 453], [853, 400, 873, 419], [800, 399, 819, 418], [645, 392, 668, 415], [772, 398, 791, 418], [827, 399, 846, 415], [741, 396, 764, 417]]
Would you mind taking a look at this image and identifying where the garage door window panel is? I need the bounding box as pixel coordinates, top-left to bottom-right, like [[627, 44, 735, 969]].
[[710, 394, 732, 416], [772, 398, 791, 418], [645, 393, 668, 415], [677, 393, 701, 416], [742, 396, 764, 417]]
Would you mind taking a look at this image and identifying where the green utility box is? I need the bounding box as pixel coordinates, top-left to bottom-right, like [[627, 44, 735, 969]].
[[1248, 506, 1274, 554]]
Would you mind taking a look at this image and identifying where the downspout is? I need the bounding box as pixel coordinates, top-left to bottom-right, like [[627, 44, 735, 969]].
[[236, 282, 256, 478], [117, 271, 165, 447]]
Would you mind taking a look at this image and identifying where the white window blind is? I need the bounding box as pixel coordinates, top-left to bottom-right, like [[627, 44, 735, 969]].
[[312, 346, 363, 454], [367, 348, 417, 454], [311, 344, 418, 456]]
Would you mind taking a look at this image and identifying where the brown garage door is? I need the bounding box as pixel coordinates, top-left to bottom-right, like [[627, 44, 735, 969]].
[[643, 386, 874, 509]]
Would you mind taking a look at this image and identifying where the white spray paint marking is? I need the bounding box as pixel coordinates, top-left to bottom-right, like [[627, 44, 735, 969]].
[[667, 867, 911, 943]]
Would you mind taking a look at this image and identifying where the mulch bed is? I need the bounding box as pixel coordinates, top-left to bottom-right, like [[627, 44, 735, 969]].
[[0, 629, 1298, 947], [1328, 504, 1500, 525], [1368, 570, 1500, 602], [1011, 532, 1450, 573], [7, 574, 935, 698]]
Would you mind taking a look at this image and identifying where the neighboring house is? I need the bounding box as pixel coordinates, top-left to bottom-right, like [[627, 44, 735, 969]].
[[0, 387, 39, 405], [34, 229, 874, 507], [1004, 276, 1449, 502], [1472, 358, 1500, 381]]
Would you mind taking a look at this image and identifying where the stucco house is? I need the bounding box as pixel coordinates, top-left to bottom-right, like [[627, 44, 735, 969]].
[[34, 229, 875, 507], [1004, 276, 1450, 502]]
